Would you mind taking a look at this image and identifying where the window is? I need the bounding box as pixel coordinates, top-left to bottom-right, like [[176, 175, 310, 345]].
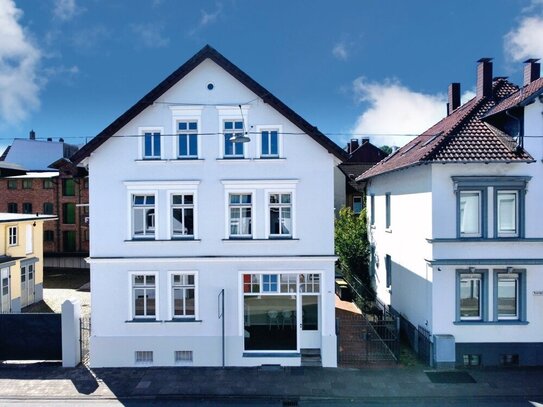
[[494, 269, 525, 321], [370, 195, 375, 226], [457, 271, 487, 321], [135, 351, 153, 364], [229, 193, 252, 238], [63, 231, 76, 252], [62, 203, 75, 224], [171, 274, 195, 318], [22, 179, 32, 189], [223, 120, 244, 158], [7, 203, 17, 213], [8, 226, 17, 246], [143, 132, 161, 159], [385, 255, 392, 288], [83, 179, 89, 189], [43, 202, 54, 215], [177, 121, 198, 158], [171, 194, 194, 238], [385, 193, 391, 228], [463, 354, 481, 366], [132, 274, 156, 319], [262, 274, 278, 292], [500, 354, 519, 366], [459, 190, 482, 237], [44, 230, 54, 242], [43, 179, 54, 189], [7, 180, 17, 189], [299, 274, 320, 293], [22, 203, 32, 214], [175, 350, 193, 364], [496, 190, 518, 237], [62, 179, 75, 196], [353, 196, 363, 214], [132, 195, 155, 238], [261, 130, 279, 157], [269, 193, 292, 238]]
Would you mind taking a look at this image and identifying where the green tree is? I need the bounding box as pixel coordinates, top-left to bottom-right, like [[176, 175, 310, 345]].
[[380, 145, 393, 155], [335, 207, 375, 306]]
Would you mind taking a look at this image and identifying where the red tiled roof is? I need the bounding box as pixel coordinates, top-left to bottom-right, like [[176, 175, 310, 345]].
[[485, 77, 543, 117], [358, 79, 534, 181]]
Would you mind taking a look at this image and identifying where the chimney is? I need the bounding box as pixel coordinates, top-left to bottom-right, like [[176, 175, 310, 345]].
[[47, 138, 52, 142], [524, 59, 540, 86], [59, 138, 64, 142], [447, 83, 461, 115], [361, 138, 370, 144], [29, 129, 36, 140], [348, 138, 359, 154], [476, 58, 493, 98]]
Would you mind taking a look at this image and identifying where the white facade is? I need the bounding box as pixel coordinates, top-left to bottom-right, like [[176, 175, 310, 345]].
[[367, 95, 543, 366], [86, 55, 339, 367]]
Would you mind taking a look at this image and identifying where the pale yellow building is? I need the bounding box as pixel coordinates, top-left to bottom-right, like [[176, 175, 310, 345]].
[[0, 213, 56, 313]]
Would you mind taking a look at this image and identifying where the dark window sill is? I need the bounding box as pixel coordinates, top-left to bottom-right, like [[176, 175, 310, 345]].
[[126, 319, 161, 323], [222, 238, 299, 241], [243, 352, 300, 358], [454, 320, 529, 325], [165, 318, 202, 323]]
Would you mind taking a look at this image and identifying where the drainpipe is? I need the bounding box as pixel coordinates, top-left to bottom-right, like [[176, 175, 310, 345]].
[[55, 176, 61, 253]]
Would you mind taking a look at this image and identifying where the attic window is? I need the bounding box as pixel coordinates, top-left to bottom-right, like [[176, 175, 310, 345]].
[[207, 83, 214, 90], [422, 133, 442, 147], [401, 141, 420, 155]]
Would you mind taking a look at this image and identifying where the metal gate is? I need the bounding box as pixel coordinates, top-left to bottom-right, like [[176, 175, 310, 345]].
[[417, 325, 432, 365], [80, 316, 91, 366], [0, 314, 62, 360]]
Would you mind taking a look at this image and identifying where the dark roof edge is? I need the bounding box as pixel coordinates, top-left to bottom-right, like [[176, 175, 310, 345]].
[[71, 45, 347, 164]]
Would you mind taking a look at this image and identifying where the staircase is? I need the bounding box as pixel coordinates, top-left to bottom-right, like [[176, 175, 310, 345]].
[[301, 348, 321, 367]]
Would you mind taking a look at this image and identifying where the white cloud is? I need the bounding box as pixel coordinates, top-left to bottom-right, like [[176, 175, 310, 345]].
[[332, 42, 348, 61], [132, 24, 170, 48], [0, 0, 41, 124], [189, 3, 223, 36], [505, 16, 543, 61], [53, 0, 81, 21], [351, 78, 447, 147]]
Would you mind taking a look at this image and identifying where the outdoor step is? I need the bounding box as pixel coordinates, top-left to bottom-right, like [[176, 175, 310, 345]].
[[300, 348, 321, 356]]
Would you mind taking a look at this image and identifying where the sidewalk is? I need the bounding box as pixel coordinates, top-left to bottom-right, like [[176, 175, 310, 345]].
[[0, 363, 542, 403]]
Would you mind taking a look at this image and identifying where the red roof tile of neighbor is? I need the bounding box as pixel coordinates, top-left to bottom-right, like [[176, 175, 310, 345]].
[[485, 77, 543, 117], [358, 78, 534, 181]]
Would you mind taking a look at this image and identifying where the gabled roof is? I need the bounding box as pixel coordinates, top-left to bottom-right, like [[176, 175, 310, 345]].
[[485, 77, 543, 117], [2, 139, 79, 171], [71, 45, 347, 164], [358, 78, 534, 181]]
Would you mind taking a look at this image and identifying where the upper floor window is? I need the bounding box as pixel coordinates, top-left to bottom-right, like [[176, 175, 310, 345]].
[[496, 190, 518, 237], [43, 202, 54, 215], [22, 203, 32, 214], [132, 274, 156, 319], [223, 120, 244, 158], [370, 195, 375, 226], [22, 179, 32, 189], [62, 179, 75, 196], [7, 203, 17, 213], [132, 195, 155, 238], [43, 179, 54, 189], [177, 121, 198, 159], [454, 176, 528, 239], [8, 226, 17, 246], [269, 193, 292, 238], [353, 196, 363, 214], [229, 193, 252, 238], [171, 194, 194, 238], [7, 180, 17, 190], [171, 273, 196, 318], [459, 190, 483, 238], [385, 193, 391, 228], [385, 254, 392, 288], [261, 130, 279, 157], [144, 132, 161, 159], [62, 203, 75, 224]]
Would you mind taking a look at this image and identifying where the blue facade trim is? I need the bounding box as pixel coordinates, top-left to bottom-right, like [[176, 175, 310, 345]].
[[243, 352, 300, 358], [451, 176, 532, 188], [427, 237, 543, 243], [456, 342, 543, 366], [493, 187, 526, 238], [456, 187, 487, 238]]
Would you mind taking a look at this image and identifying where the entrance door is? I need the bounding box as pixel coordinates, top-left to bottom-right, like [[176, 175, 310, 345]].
[[299, 295, 321, 348], [1, 267, 10, 313], [20, 266, 28, 308], [27, 264, 35, 304]]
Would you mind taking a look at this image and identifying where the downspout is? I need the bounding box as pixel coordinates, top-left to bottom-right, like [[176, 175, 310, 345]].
[[55, 176, 61, 253]]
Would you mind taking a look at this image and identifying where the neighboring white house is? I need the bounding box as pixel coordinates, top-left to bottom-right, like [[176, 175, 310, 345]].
[[359, 58, 543, 367], [70, 45, 346, 368]]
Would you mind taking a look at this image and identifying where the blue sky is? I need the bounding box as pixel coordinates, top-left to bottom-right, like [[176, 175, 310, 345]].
[[1, 0, 542, 154]]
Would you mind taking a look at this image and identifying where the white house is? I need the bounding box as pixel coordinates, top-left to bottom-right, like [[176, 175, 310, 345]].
[[70, 45, 346, 368], [359, 58, 543, 367]]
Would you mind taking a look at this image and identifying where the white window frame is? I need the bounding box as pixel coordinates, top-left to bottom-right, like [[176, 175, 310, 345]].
[[170, 106, 203, 160], [170, 193, 196, 239], [131, 194, 156, 239], [459, 190, 482, 238], [496, 190, 519, 238], [217, 105, 250, 159], [459, 273, 483, 321], [129, 272, 159, 320], [496, 272, 519, 320], [168, 271, 198, 320], [266, 191, 295, 238], [138, 127, 164, 160], [176, 120, 199, 159], [256, 125, 282, 158], [228, 192, 254, 238], [8, 226, 17, 246]]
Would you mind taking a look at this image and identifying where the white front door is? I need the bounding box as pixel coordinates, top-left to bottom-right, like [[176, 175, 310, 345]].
[[20, 266, 28, 308], [0, 267, 10, 313], [27, 264, 35, 304], [299, 295, 321, 349]]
